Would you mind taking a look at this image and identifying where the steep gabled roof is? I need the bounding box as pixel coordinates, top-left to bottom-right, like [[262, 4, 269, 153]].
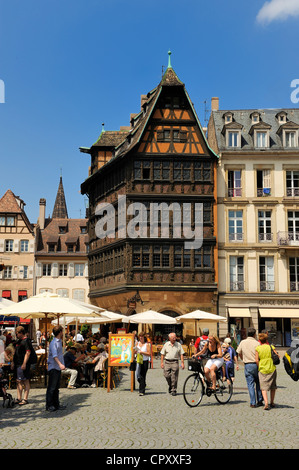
[[52, 177, 68, 219], [0, 189, 23, 214]]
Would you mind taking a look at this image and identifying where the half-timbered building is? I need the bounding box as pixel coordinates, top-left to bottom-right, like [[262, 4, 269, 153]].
[[81, 57, 219, 336]]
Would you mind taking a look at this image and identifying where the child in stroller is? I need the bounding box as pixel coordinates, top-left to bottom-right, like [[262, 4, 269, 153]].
[[0, 368, 15, 408]]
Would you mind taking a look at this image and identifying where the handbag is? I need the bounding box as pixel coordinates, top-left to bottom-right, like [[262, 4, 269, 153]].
[[270, 344, 280, 365], [129, 360, 136, 371], [136, 353, 143, 365]]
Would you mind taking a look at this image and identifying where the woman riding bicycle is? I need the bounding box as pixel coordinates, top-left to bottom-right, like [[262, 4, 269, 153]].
[[193, 334, 224, 392]]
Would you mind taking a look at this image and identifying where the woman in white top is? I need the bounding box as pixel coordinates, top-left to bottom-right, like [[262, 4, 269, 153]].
[[135, 332, 151, 396]]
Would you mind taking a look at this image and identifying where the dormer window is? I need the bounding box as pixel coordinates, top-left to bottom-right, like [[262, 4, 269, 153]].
[[251, 112, 260, 124], [285, 131, 298, 148], [224, 113, 233, 124], [276, 111, 287, 124], [227, 131, 240, 148], [256, 131, 268, 148]]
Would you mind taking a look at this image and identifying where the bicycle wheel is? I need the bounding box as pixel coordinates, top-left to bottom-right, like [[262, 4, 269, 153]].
[[214, 377, 233, 404], [183, 373, 204, 407]]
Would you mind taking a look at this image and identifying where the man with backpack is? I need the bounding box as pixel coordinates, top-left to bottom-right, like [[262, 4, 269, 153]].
[[283, 339, 299, 382]]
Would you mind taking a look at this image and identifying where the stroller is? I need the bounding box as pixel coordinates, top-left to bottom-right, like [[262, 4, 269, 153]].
[[0, 368, 15, 408]]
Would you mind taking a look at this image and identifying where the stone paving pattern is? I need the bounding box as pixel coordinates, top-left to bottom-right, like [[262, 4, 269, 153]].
[[0, 355, 298, 450]]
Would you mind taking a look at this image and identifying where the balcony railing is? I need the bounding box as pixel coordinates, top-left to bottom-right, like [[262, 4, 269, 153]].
[[257, 188, 271, 197], [229, 232, 243, 242], [260, 281, 275, 292], [290, 281, 299, 292], [228, 187, 242, 197], [286, 188, 299, 197], [258, 232, 273, 242], [277, 231, 299, 246], [230, 281, 244, 291]]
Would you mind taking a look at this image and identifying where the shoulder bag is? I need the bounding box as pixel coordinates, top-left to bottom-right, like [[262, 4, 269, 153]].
[[270, 344, 280, 366]]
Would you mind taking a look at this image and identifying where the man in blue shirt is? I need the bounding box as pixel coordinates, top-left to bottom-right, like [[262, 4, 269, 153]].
[[46, 325, 66, 412]]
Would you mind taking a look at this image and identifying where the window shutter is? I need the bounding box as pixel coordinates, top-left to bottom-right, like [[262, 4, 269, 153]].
[[263, 170, 271, 189], [13, 266, 18, 279], [0, 240, 4, 252], [28, 266, 33, 279], [52, 263, 58, 278], [84, 262, 89, 277], [14, 240, 19, 253], [29, 240, 35, 253], [36, 262, 42, 278], [68, 263, 74, 278]]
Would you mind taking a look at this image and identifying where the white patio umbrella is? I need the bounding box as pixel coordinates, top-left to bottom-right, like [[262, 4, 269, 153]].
[[0, 292, 109, 383], [51, 310, 123, 326], [176, 310, 227, 323], [176, 309, 227, 337], [122, 310, 177, 324], [0, 298, 16, 309]]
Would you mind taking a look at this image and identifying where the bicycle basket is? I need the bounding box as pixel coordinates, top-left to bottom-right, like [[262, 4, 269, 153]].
[[188, 359, 202, 372]]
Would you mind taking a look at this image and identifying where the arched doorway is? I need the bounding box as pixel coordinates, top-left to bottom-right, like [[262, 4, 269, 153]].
[[153, 310, 183, 341]]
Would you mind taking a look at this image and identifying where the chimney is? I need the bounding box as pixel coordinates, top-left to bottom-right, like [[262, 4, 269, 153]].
[[211, 97, 219, 111], [38, 198, 46, 230]]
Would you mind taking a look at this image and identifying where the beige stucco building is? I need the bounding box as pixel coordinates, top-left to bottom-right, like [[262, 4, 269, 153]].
[[208, 100, 299, 346], [0, 190, 35, 303], [35, 178, 89, 332]]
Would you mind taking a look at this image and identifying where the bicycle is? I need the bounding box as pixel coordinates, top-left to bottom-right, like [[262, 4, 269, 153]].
[[183, 358, 233, 407]]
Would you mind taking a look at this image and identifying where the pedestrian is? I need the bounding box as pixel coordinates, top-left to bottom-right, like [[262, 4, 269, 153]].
[[61, 346, 79, 389], [255, 333, 279, 410], [236, 327, 263, 408], [223, 337, 239, 383], [36, 328, 41, 347], [160, 332, 185, 396], [193, 334, 224, 392], [135, 331, 151, 396], [194, 328, 209, 366], [11, 326, 32, 405], [46, 325, 66, 412], [74, 330, 84, 344]]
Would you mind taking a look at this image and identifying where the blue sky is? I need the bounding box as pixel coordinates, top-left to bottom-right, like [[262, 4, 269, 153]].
[[1, 0, 299, 223]]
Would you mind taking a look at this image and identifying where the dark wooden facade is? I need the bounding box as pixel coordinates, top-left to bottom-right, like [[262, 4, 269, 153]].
[[81, 65, 219, 331]]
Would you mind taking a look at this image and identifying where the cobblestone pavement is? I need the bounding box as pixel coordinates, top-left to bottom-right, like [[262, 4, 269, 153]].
[[0, 355, 298, 450]]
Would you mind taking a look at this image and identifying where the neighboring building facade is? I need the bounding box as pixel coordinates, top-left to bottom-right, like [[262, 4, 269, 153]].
[[81, 58, 219, 337], [0, 189, 35, 302], [35, 178, 89, 330], [208, 100, 299, 346]]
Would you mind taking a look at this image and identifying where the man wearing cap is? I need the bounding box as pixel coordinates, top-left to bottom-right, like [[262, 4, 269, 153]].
[[236, 327, 263, 408], [160, 332, 185, 396]]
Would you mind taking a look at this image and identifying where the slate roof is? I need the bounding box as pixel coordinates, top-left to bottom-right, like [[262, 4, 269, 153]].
[[210, 108, 299, 151]]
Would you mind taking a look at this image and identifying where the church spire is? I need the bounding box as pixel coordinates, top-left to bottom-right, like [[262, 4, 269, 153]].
[[52, 176, 68, 219]]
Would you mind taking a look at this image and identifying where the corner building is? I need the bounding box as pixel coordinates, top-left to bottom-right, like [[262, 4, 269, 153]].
[[208, 101, 299, 346], [81, 60, 219, 337]]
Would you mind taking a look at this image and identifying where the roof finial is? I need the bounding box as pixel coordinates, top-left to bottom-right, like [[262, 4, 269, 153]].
[[101, 122, 105, 133], [167, 50, 172, 69]]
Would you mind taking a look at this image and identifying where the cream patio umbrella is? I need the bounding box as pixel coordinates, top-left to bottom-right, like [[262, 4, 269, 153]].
[[121, 309, 177, 325], [175, 309, 227, 337], [0, 292, 108, 382]]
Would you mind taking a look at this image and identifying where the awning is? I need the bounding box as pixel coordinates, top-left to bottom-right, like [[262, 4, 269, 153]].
[[228, 308, 251, 318], [259, 308, 299, 318], [2, 291, 11, 298], [18, 291, 27, 296]]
